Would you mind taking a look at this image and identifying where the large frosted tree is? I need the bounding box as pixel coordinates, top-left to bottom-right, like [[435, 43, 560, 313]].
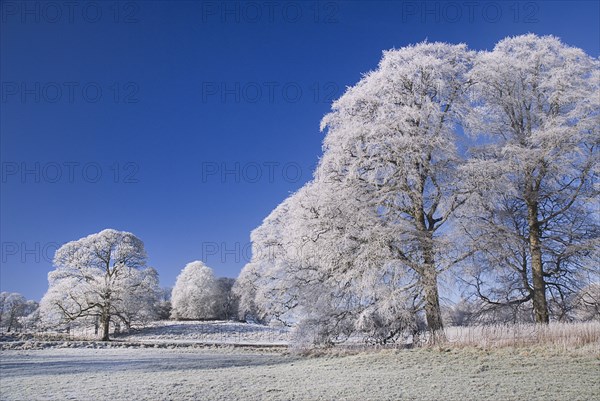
[[317, 42, 474, 335], [39, 229, 160, 340], [237, 43, 474, 342], [170, 261, 219, 320], [464, 34, 599, 323]]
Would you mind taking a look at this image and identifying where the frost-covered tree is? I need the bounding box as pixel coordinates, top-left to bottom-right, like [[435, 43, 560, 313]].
[[0, 292, 35, 332], [237, 179, 422, 344], [155, 287, 173, 320], [39, 229, 160, 340], [234, 188, 315, 325], [239, 43, 474, 343], [170, 261, 219, 320], [238, 36, 598, 346], [463, 34, 599, 323], [292, 181, 426, 344], [317, 42, 474, 336], [117, 267, 161, 326], [214, 277, 238, 320], [573, 282, 600, 321], [233, 262, 265, 323]]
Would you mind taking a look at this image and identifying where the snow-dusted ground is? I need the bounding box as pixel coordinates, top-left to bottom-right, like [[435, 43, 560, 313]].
[[1, 346, 599, 401], [115, 320, 290, 345], [1, 322, 598, 400]]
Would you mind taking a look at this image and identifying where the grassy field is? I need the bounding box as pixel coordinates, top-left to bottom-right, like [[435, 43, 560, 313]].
[[1, 345, 599, 401], [1, 321, 598, 400]]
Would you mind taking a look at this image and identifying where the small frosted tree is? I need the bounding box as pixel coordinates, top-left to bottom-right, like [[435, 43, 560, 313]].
[[0, 292, 34, 332], [170, 261, 219, 320], [233, 262, 264, 323], [39, 229, 160, 340]]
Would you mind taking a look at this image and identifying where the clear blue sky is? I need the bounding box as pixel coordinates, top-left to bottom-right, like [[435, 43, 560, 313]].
[[1, 0, 598, 300]]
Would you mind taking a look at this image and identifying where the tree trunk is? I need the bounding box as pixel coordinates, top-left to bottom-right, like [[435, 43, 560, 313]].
[[100, 311, 111, 341], [527, 202, 549, 323], [421, 236, 445, 342], [415, 204, 445, 343], [423, 266, 445, 341]]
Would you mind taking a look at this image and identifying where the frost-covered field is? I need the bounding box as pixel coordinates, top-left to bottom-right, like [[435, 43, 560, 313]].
[[1, 322, 599, 400], [1, 346, 599, 401], [116, 320, 290, 345]]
